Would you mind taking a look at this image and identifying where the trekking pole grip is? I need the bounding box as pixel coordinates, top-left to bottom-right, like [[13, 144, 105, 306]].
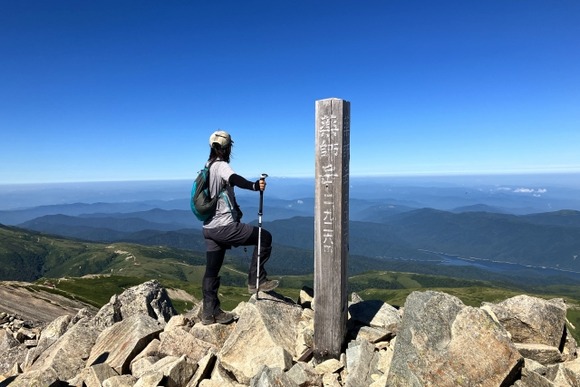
[[258, 173, 268, 216]]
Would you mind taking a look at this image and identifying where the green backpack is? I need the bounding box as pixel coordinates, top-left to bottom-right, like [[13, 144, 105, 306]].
[[190, 161, 224, 221]]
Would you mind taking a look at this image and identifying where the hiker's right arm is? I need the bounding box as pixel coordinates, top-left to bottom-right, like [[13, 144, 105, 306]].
[[229, 174, 264, 191]]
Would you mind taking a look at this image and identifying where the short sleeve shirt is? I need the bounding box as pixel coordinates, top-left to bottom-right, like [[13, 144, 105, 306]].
[[204, 160, 238, 228]]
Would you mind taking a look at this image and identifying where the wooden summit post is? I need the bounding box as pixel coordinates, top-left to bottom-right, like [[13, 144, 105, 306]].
[[314, 98, 350, 360]]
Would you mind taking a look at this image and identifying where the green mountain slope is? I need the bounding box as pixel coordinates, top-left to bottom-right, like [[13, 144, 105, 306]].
[[0, 224, 207, 281], [522, 210, 580, 229], [381, 209, 580, 270]]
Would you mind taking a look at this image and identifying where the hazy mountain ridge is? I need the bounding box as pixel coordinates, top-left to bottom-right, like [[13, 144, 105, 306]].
[[3, 176, 580, 288], [0, 200, 188, 225], [21, 213, 187, 233], [522, 210, 580, 228], [7, 192, 580, 273]]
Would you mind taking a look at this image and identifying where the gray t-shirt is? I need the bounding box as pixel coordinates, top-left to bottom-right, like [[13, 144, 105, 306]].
[[203, 160, 240, 229]]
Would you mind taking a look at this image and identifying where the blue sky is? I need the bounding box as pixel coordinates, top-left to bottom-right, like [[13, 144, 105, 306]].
[[1, 0, 579, 184]]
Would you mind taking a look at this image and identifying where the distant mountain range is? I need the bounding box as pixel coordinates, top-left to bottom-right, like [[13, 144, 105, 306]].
[[2, 202, 579, 286], [3, 176, 580, 288], [14, 204, 580, 269]]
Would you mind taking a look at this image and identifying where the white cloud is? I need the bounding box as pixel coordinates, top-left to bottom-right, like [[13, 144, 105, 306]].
[[514, 187, 548, 195]]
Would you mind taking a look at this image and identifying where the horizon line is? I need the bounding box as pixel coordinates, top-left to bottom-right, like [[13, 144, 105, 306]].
[[2, 170, 580, 186]]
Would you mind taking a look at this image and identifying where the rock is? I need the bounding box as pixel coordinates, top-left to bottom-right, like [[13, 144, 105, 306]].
[[541, 363, 578, 386], [87, 314, 163, 374], [134, 370, 164, 387], [207, 359, 240, 385], [150, 354, 197, 387], [21, 317, 100, 381], [72, 307, 95, 324], [524, 357, 548, 375], [515, 343, 563, 365], [344, 339, 379, 387], [516, 366, 555, 387], [130, 338, 160, 369], [295, 307, 315, 361], [322, 372, 342, 387], [563, 356, 580, 375], [186, 349, 217, 387], [5, 366, 60, 387], [23, 339, 38, 348], [14, 327, 36, 343], [158, 326, 216, 364], [485, 295, 567, 348], [130, 356, 159, 378], [0, 345, 27, 378], [83, 363, 120, 387], [558, 357, 580, 387], [165, 314, 194, 331], [285, 361, 322, 386], [102, 374, 138, 386], [387, 290, 523, 387], [0, 328, 20, 352], [199, 379, 236, 387], [218, 293, 302, 384], [93, 280, 177, 329], [0, 329, 25, 377], [250, 365, 299, 387], [350, 292, 364, 304], [348, 299, 400, 335], [298, 286, 314, 309], [22, 314, 72, 369], [189, 320, 236, 348], [376, 345, 394, 374], [562, 326, 578, 362], [350, 325, 392, 343], [314, 357, 343, 374]]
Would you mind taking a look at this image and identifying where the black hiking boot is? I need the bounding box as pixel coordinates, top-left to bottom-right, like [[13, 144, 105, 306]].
[[202, 276, 236, 325], [248, 279, 279, 294], [201, 308, 236, 325]]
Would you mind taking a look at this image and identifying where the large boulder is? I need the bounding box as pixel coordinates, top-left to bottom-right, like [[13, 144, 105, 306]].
[[87, 314, 163, 374], [22, 314, 72, 369], [387, 290, 523, 387], [348, 299, 401, 342], [218, 293, 302, 384], [484, 295, 567, 348], [19, 316, 100, 382], [344, 339, 379, 386], [93, 280, 177, 329], [158, 326, 216, 364]]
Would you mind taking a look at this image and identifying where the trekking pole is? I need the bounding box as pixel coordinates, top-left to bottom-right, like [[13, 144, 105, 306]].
[[256, 173, 268, 300]]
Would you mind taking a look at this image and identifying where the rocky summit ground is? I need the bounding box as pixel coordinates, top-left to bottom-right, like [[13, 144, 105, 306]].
[[0, 282, 94, 326], [2, 280, 580, 386]]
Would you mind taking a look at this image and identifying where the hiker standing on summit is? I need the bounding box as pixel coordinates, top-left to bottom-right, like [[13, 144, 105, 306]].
[[200, 130, 278, 325]]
